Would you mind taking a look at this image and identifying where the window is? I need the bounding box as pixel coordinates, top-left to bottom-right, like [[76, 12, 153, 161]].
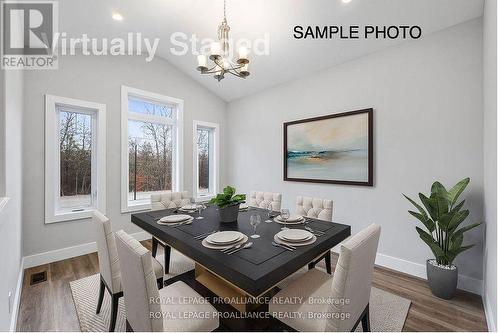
[[193, 121, 219, 201], [45, 95, 106, 223], [121, 86, 183, 212]]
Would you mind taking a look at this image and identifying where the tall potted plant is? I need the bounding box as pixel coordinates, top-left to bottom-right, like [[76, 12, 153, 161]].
[[404, 178, 481, 299], [209, 186, 246, 223]]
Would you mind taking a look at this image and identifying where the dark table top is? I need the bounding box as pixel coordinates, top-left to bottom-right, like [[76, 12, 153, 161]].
[[131, 205, 350, 297]]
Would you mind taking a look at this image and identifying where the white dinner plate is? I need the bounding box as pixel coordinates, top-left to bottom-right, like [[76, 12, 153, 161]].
[[277, 229, 313, 242], [273, 216, 304, 225], [273, 233, 317, 247], [206, 231, 244, 245], [278, 234, 313, 243], [202, 235, 249, 250], [206, 235, 244, 245], [159, 214, 192, 223], [276, 214, 304, 222], [181, 204, 199, 211]]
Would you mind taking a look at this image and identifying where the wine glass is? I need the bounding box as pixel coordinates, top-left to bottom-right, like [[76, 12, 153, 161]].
[[280, 209, 290, 230], [196, 202, 206, 219], [250, 215, 261, 238], [265, 202, 274, 223]]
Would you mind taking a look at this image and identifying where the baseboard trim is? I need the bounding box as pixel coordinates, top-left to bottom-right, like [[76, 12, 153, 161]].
[[483, 292, 496, 332], [375, 252, 426, 279], [22, 231, 151, 269], [9, 257, 24, 332], [374, 252, 483, 295]]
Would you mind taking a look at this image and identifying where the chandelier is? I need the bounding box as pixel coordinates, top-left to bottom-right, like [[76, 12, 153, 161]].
[[196, 0, 250, 81]]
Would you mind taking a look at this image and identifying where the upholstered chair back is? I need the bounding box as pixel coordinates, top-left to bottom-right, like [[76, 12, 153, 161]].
[[296, 196, 333, 221], [115, 230, 163, 332], [325, 224, 381, 332], [249, 191, 282, 210], [93, 211, 121, 294], [151, 191, 190, 210]]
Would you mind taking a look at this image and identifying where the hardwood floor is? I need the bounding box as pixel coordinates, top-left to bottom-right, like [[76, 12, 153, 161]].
[[16, 243, 488, 332]]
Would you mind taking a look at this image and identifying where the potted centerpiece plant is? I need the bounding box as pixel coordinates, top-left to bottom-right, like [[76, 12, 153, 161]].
[[209, 186, 246, 223], [404, 178, 481, 300]]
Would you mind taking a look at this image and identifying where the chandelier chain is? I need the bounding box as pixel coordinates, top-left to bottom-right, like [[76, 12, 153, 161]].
[[223, 0, 227, 21]]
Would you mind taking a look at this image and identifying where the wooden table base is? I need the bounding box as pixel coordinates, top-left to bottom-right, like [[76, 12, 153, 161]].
[[165, 269, 289, 331], [194, 263, 260, 313]]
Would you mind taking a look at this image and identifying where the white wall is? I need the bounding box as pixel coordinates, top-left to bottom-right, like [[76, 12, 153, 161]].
[[227, 19, 485, 290], [0, 69, 4, 196], [0, 69, 24, 330], [482, 0, 497, 330], [22, 54, 226, 257]]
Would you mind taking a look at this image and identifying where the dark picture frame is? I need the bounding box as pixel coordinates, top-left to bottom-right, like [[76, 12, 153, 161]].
[[283, 108, 374, 186]]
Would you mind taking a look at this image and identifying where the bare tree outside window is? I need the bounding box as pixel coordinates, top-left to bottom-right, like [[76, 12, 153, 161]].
[[128, 100, 173, 203], [197, 128, 211, 194], [59, 110, 92, 209]]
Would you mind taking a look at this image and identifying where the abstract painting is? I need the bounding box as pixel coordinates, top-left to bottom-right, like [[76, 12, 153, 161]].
[[284, 108, 373, 186]]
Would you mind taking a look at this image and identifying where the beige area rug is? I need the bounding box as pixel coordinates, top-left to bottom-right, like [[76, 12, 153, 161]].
[[70, 274, 410, 332], [69, 249, 194, 332]]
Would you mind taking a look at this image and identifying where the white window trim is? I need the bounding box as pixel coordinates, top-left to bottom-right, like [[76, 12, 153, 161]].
[[44, 95, 107, 223], [193, 120, 220, 202], [121, 86, 184, 213]]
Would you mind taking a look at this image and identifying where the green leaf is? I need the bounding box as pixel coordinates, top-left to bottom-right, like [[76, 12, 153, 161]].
[[431, 181, 449, 199], [419, 193, 438, 221], [447, 178, 470, 207], [416, 227, 445, 260], [223, 186, 235, 197], [450, 234, 463, 251], [447, 210, 470, 232], [446, 244, 474, 264], [404, 194, 429, 218], [232, 194, 246, 202], [452, 222, 482, 239], [409, 211, 435, 232], [430, 192, 450, 219], [437, 211, 453, 231], [210, 186, 246, 208], [451, 199, 465, 213]]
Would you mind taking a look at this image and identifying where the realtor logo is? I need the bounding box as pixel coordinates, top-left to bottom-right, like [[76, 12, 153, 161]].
[[1, 0, 58, 69]]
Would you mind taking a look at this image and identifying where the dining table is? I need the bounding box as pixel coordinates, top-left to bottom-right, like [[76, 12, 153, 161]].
[[131, 205, 351, 317]]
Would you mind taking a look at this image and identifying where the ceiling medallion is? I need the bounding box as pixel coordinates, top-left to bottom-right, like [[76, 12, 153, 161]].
[[196, 0, 250, 81]]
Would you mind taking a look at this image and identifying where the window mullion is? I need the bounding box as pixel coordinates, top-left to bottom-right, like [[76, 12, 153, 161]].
[[128, 112, 175, 125]]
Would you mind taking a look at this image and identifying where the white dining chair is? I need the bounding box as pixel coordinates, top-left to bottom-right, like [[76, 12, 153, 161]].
[[297, 196, 334, 274], [92, 211, 164, 332], [150, 191, 195, 277], [115, 230, 219, 332], [269, 224, 381, 332], [248, 191, 282, 210]]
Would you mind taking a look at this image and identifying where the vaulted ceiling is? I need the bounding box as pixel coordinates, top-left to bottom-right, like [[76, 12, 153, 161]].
[[59, 0, 484, 101]]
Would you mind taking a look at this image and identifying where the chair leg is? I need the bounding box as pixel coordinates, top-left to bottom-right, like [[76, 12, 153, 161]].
[[164, 245, 171, 274], [157, 277, 164, 290], [125, 320, 133, 332], [325, 251, 332, 274], [109, 293, 119, 332], [151, 237, 158, 258], [361, 304, 370, 332], [96, 278, 105, 314]]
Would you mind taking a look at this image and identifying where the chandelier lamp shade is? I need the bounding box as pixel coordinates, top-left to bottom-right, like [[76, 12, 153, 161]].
[[196, 0, 250, 81]]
